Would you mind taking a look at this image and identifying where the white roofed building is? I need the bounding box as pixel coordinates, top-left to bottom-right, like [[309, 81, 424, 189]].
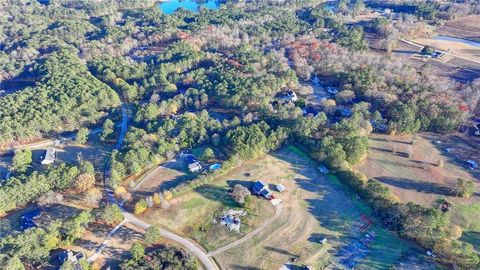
[[41, 148, 56, 165]]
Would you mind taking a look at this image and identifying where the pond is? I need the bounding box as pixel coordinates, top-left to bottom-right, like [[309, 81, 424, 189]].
[[158, 0, 220, 15], [433, 35, 480, 48]]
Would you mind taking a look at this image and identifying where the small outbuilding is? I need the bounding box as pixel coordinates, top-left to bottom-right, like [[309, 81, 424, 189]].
[[276, 184, 285, 192], [303, 106, 320, 118], [58, 250, 86, 264]]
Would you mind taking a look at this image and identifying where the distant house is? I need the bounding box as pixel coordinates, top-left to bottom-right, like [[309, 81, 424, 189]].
[[303, 106, 320, 118], [326, 86, 339, 94], [58, 250, 85, 264], [185, 155, 202, 173], [20, 209, 41, 231], [251, 181, 273, 200], [371, 120, 388, 132], [431, 51, 445, 59], [41, 148, 56, 165], [467, 160, 478, 170], [337, 108, 352, 118], [284, 90, 298, 102], [318, 165, 329, 175]]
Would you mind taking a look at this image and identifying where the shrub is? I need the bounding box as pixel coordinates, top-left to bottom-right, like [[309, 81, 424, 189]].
[[144, 226, 161, 245], [75, 173, 96, 193], [452, 178, 475, 198], [134, 199, 148, 215], [98, 204, 124, 225]]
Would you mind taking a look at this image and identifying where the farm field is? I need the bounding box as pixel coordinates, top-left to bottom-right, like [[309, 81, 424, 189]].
[[354, 133, 479, 206], [438, 15, 480, 42], [143, 146, 433, 269]]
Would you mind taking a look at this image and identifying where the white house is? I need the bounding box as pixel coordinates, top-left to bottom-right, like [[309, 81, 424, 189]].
[[41, 148, 56, 165], [284, 90, 298, 102], [188, 162, 202, 173]]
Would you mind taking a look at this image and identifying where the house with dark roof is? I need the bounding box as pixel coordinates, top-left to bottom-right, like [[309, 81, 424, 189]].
[[20, 209, 41, 231], [251, 181, 273, 200]]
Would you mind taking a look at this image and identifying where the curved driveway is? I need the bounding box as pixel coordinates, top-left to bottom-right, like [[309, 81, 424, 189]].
[[123, 212, 219, 270]]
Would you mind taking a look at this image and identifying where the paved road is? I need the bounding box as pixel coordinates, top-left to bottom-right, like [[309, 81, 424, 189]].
[[207, 204, 282, 257], [123, 212, 219, 270]]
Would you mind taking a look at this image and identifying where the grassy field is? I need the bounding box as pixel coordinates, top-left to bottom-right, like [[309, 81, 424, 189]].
[[131, 158, 195, 198], [354, 133, 479, 207], [355, 133, 480, 257], [143, 146, 431, 269]]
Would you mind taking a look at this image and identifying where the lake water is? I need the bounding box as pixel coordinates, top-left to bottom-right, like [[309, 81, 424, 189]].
[[433, 35, 480, 48], [158, 0, 220, 14]]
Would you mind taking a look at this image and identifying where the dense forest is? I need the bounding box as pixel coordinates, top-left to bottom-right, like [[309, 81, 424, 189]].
[[1, 0, 479, 269]]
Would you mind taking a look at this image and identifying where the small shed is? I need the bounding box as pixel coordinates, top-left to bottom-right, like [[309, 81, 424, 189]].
[[276, 184, 285, 192], [188, 162, 202, 173]]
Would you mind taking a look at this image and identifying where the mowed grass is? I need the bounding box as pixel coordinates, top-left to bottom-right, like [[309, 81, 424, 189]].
[[145, 145, 427, 269], [354, 133, 478, 206], [451, 203, 480, 253]]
